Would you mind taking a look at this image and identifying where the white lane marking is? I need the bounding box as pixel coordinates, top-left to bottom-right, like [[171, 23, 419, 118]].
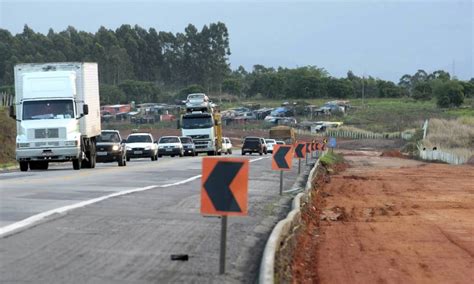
[[0, 156, 268, 237]]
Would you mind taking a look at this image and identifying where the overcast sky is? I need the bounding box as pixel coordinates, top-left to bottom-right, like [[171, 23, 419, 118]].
[[0, 0, 472, 82]]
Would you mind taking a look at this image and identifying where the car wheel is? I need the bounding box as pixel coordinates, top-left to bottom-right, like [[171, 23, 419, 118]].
[[118, 156, 125, 167], [158, 154, 162, 158], [171, 155, 175, 157], [259, 151, 263, 156], [126, 156, 130, 162]]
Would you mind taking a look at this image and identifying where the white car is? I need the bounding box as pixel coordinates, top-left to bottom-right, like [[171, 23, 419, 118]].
[[185, 93, 210, 111], [158, 136, 184, 157], [265, 139, 277, 153], [276, 140, 285, 145], [222, 137, 233, 155], [125, 133, 158, 161]]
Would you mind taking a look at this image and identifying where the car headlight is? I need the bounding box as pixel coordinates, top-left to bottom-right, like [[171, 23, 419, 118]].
[[126, 146, 131, 150], [112, 145, 119, 151], [145, 146, 151, 150]]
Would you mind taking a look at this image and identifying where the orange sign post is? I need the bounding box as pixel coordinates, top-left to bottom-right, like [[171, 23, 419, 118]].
[[272, 145, 294, 195], [201, 157, 249, 274]]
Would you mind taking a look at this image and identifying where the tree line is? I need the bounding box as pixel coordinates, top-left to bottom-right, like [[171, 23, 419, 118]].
[[0, 24, 472, 108]]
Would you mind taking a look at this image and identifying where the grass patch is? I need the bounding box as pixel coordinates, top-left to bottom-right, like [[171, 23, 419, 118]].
[[320, 151, 344, 167], [423, 118, 474, 158]]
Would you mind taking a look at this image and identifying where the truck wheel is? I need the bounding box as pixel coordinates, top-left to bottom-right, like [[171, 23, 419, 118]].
[[19, 162, 28, 172], [259, 151, 263, 156], [241, 152, 245, 156], [158, 154, 162, 158], [39, 161, 49, 170], [73, 159, 81, 170], [229, 149, 232, 155], [126, 156, 130, 162]]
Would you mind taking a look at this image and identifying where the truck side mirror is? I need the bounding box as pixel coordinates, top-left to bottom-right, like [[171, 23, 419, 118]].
[[83, 104, 89, 115], [9, 105, 16, 120]]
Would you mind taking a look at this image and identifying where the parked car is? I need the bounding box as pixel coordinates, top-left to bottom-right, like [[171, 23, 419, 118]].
[[265, 139, 277, 153], [180, 136, 196, 156], [125, 133, 158, 161], [158, 136, 184, 157], [96, 130, 127, 166], [242, 137, 265, 155], [276, 140, 285, 145], [222, 137, 233, 155]]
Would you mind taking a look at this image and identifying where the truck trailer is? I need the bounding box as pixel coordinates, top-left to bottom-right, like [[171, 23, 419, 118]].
[[10, 62, 101, 171]]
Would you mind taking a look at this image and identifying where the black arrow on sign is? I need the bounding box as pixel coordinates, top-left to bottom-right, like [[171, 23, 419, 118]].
[[204, 161, 243, 212], [295, 144, 304, 158], [274, 146, 290, 169]]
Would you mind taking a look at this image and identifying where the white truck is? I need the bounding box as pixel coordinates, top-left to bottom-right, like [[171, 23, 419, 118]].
[[10, 62, 101, 171]]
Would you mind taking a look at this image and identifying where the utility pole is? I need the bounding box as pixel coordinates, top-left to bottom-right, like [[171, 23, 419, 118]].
[[362, 75, 365, 108]]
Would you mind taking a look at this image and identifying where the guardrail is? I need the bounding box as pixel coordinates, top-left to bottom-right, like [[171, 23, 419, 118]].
[[259, 151, 325, 283], [295, 128, 412, 140]]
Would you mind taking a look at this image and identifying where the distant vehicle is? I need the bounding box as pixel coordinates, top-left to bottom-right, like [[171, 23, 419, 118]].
[[241, 137, 265, 156], [276, 140, 285, 145], [179, 136, 196, 156], [236, 112, 257, 121], [125, 133, 158, 161], [265, 139, 276, 153], [96, 130, 126, 166], [158, 136, 184, 157], [269, 126, 296, 145], [222, 137, 233, 155], [11, 62, 101, 171], [185, 93, 210, 112]]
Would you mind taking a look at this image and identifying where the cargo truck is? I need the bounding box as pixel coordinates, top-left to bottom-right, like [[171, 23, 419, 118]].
[[10, 62, 101, 171], [179, 95, 222, 155]]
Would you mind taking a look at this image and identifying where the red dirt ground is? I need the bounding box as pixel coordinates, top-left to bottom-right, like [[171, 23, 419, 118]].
[[291, 150, 474, 284]]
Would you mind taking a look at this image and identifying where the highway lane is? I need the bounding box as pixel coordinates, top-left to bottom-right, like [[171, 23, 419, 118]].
[[0, 156, 204, 228], [0, 153, 305, 283]]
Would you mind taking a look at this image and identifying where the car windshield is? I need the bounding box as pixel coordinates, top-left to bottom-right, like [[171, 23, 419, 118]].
[[127, 135, 152, 143], [180, 137, 192, 143], [22, 99, 75, 120], [266, 139, 276, 144], [182, 116, 213, 129], [160, 137, 180, 143], [98, 132, 120, 142]]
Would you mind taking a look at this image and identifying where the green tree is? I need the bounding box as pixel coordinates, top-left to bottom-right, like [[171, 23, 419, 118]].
[[434, 80, 464, 108]]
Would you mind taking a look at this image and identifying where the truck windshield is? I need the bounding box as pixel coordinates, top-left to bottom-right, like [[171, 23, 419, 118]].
[[23, 99, 75, 120], [182, 116, 213, 129]]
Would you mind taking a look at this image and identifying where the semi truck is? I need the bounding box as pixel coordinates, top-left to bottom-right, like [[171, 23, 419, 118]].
[[10, 62, 101, 171], [179, 94, 222, 155]]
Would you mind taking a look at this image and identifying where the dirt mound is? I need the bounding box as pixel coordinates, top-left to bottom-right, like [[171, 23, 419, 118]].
[[380, 150, 406, 158]]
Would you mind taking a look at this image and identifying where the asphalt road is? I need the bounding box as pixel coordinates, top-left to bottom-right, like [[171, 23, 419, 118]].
[[0, 153, 305, 283]]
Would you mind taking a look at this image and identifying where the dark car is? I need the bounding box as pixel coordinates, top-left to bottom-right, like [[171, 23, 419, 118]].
[[96, 130, 126, 166], [180, 136, 196, 156], [241, 137, 265, 155]]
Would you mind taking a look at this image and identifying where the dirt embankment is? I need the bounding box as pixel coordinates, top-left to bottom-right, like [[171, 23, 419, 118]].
[[290, 151, 474, 283], [0, 108, 16, 164]]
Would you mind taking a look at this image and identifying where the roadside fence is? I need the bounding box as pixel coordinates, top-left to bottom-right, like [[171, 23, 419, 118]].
[[417, 144, 470, 165], [1, 92, 14, 107], [295, 128, 413, 140]]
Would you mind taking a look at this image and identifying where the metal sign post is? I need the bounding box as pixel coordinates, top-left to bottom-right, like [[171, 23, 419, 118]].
[[219, 216, 228, 274], [279, 171, 283, 195], [298, 159, 301, 174]]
